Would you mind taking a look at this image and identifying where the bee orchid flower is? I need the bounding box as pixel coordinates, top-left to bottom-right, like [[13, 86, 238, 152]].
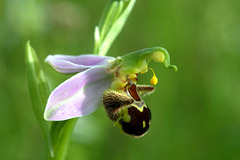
[[44, 47, 177, 136]]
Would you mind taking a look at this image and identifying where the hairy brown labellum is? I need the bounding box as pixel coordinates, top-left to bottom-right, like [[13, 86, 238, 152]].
[[103, 83, 154, 137], [103, 90, 134, 121]]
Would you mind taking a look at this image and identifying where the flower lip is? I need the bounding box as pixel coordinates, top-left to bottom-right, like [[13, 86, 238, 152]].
[[45, 54, 115, 74]]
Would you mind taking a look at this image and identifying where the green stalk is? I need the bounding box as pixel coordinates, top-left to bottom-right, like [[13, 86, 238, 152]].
[[49, 119, 78, 160]]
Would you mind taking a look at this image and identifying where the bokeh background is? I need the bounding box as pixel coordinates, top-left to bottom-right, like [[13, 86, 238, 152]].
[[1, 0, 240, 159]]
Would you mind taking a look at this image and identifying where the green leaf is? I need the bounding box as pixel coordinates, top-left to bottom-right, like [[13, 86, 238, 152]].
[[98, 0, 123, 41], [25, 41, 54, 158], [93, 0, 137, 56], [25, 41, 78, 160]]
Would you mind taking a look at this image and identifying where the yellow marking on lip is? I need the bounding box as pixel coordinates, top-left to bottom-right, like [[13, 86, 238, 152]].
[[143, 121, 146, 128], [122, 108, 131, 122], [132, 103, 147, 112]]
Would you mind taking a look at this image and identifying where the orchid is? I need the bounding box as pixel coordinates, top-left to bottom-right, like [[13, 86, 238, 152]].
[[26, 0, 178, 159], [44, 47, 177, 137]]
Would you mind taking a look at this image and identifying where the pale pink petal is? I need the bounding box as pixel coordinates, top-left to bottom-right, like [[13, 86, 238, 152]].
[[44, 66, 113, 121], [45, 54, 115, 73]]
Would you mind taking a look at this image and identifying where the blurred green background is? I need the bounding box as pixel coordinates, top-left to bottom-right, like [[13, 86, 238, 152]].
[[1, 0, 240, 159]]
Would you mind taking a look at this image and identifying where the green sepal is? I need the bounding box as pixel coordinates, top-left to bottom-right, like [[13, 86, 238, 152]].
[[25, 41, 54, 158], [120, 47, 178, 75]]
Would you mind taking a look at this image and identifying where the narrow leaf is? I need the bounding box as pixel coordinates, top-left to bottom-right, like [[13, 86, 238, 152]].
[[99, 0, 136, 56], [93, 0, 133, 55], [100, 1, 124, 42], [25, 41, 54, 158], [94, 26, 100, 48]]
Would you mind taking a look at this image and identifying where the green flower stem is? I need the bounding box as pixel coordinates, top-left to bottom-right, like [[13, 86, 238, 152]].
[[49, 119, 78, 160]]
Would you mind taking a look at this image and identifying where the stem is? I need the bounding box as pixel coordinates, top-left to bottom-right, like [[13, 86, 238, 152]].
[[49, 119, 78, 160]]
